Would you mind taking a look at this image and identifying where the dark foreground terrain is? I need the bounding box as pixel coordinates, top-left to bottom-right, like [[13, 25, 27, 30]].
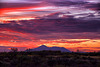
[[0, 51, 100, 67]]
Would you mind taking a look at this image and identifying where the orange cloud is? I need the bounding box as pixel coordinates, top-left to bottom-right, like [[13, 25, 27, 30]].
[[0, 6, 56, 21]]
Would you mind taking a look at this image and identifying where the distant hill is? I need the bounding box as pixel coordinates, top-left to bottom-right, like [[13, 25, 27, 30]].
[[26, 45, 71, 52]]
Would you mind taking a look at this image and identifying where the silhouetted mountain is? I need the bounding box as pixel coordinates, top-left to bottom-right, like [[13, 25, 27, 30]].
[[26, 45, 71, 52]]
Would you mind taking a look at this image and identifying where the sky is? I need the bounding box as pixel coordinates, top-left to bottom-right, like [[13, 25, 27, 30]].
[[0, 0, 100, 52]]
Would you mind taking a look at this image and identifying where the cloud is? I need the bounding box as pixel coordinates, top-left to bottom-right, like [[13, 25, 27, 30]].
[[47, 40, 88, 43], [1, 0, 99, 21], [0, 0, 42, 3], [0, 18, 100, 41], [85, 3, 100, 11], [0, 3, 41, 9], [1, 18, 100, 34]]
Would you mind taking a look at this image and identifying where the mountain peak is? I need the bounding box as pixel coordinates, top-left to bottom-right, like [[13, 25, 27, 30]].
[[39, 45, 47, 47], [26, 45, 71, 52]]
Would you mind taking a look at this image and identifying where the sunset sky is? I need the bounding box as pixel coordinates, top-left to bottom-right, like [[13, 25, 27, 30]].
[[0, 0, 100, 52]]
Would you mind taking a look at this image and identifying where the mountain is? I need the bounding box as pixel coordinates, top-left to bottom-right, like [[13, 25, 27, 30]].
[[26, 45, 71, 52]]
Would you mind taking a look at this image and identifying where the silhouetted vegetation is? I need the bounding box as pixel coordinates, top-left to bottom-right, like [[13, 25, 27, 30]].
[[0, 51, 100, 67], [10, 48, 18, 52]]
